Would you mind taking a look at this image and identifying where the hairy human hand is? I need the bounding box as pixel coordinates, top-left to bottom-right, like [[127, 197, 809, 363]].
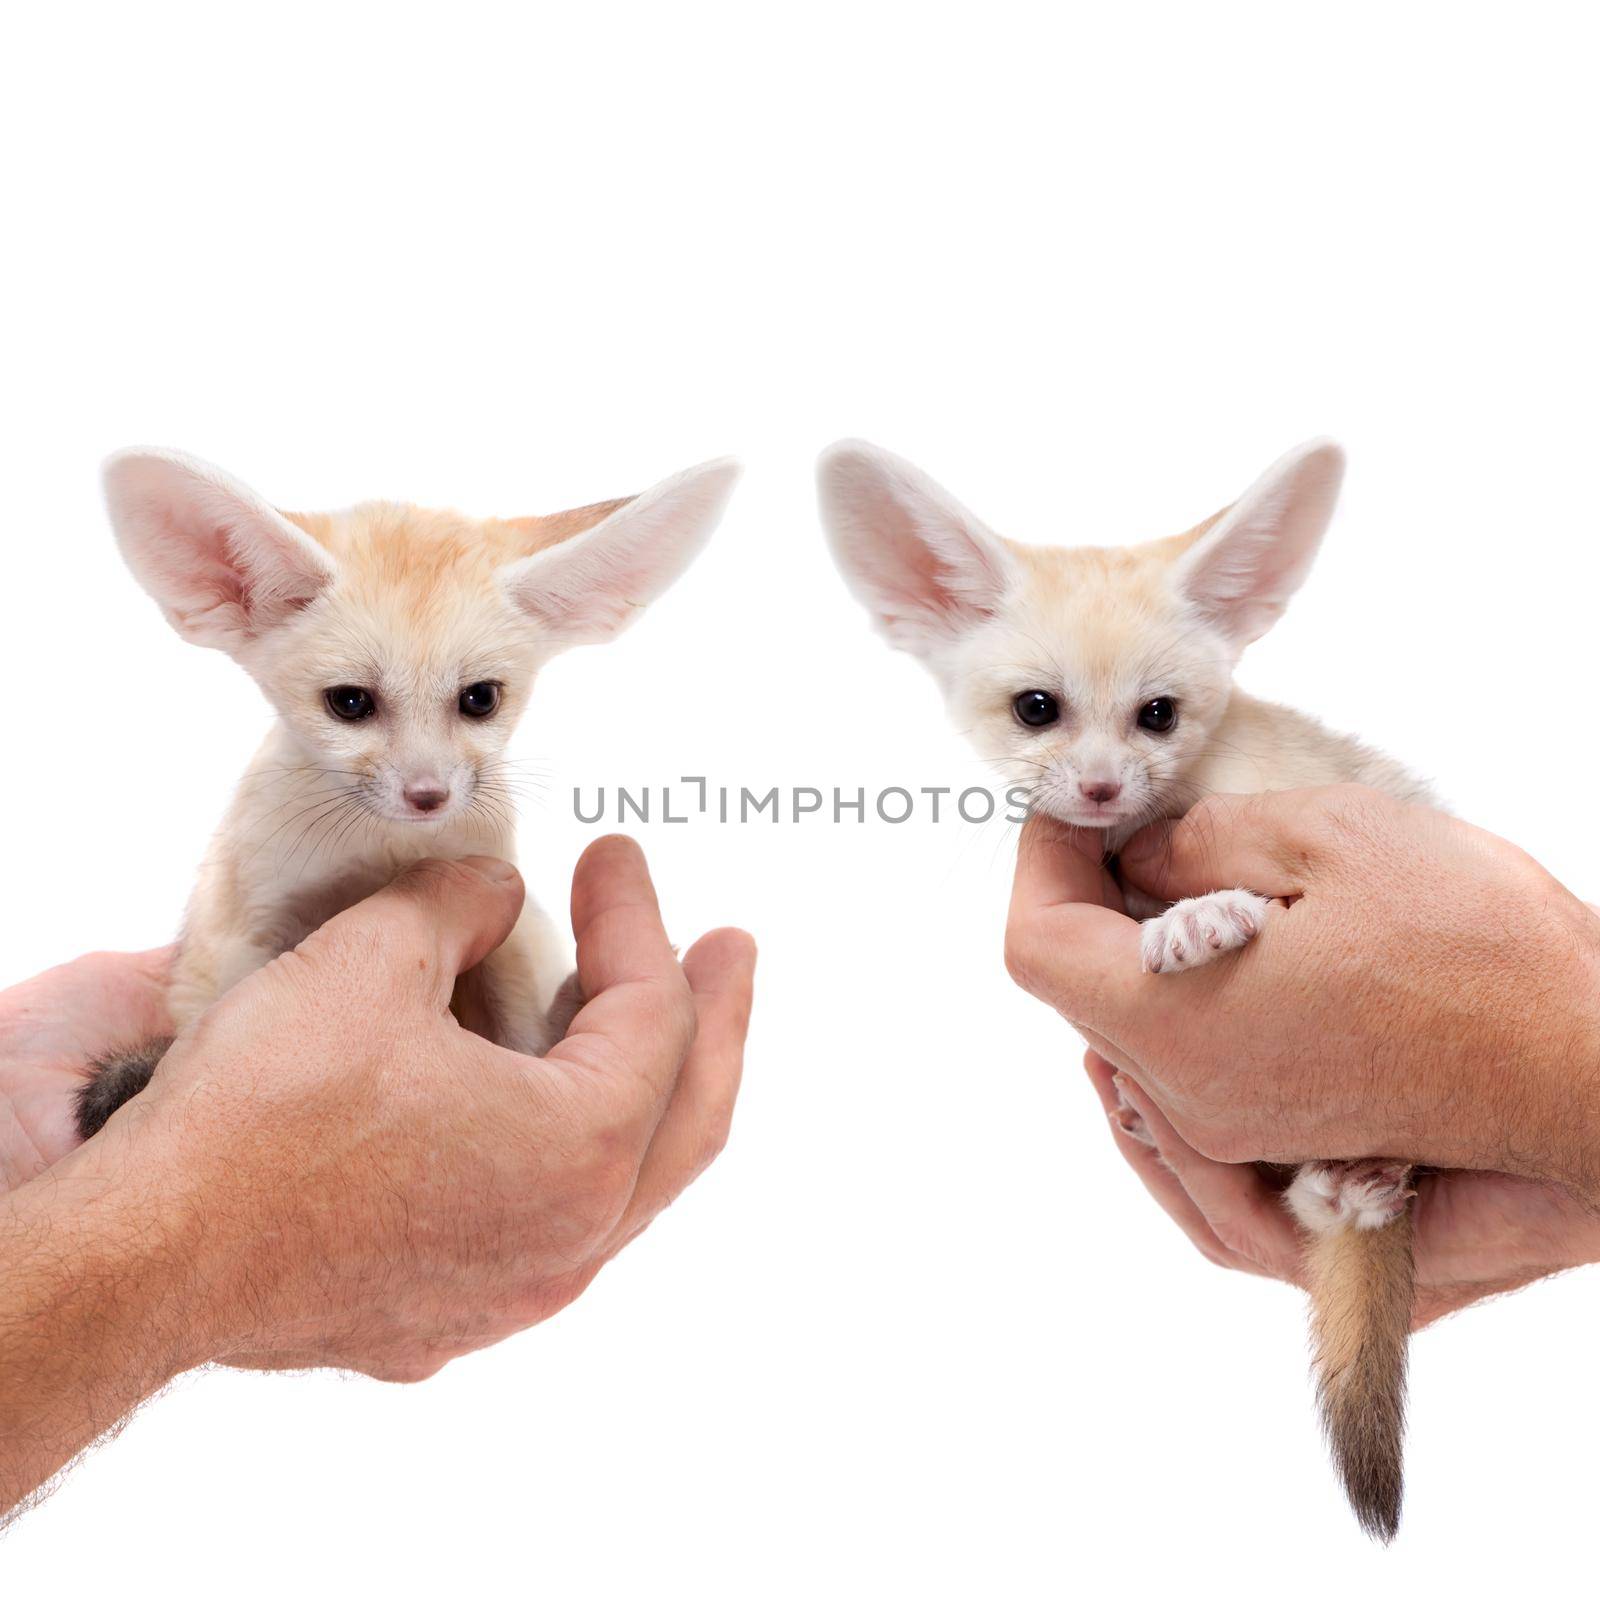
[[1006, 788, 1600, 1203], [108, 839, 756, 1379], [3, 837, 755, 1514], [1085, 1053, 1600, 1328], [0, 946, 174, 1190]]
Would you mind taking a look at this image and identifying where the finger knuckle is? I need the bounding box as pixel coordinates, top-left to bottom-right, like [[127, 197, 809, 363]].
[[1171, 794, 1250, 868], [376, 1351, 452, 1385], [640, 978, 698, 1058], [696, 1095, 738, 1169], [401, 856, 485, 904], [78, 951, 130, 985], [1183, 1121, 1245, 1164], [1003, 925, 1042, 993], [569, 1134, 637, 1232], [1312, 783, 1395, 846], [1194, 1239, 1238, 1272], [1209, 1217, 1255, 1260], [400, 856, 460, 891], [1185, 793, 1243, 834]]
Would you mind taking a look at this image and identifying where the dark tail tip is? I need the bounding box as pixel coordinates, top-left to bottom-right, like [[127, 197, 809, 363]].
[[75, 1039, 173, 1141], [1307, 1209, 1415, 1543], [1334, 1433, 1404, 1543]]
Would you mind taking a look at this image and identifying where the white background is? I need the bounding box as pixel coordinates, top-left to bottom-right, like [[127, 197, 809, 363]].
[[3, 2, 1598, 1593]]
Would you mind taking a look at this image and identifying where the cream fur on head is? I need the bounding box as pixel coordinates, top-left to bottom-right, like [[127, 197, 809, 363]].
[[818, 436, 1352, 835], [81, 448, 739, 1116]]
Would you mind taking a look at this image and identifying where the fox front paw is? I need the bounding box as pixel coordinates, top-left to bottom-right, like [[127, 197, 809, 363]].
[[1139, 889, 1270, 975], [1286, 1159, 1414, 1235]]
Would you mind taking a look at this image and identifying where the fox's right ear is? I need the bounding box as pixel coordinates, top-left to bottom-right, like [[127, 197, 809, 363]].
[[817, 440, 1019, 658], [102, 449, 338, 655]]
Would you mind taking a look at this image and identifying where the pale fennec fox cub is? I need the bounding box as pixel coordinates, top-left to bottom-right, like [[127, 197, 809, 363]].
[[78, 448, 740, 1137], [818, 437, 1434, 1541]]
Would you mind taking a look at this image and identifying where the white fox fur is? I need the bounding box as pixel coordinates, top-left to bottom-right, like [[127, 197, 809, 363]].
[[94, 448, 738, 1073], [818, 435, 1434, 1540]]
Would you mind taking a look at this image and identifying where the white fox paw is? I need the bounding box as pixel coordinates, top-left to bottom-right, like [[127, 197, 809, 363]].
[[1285, 1159, 1414, 1235], [1139, 889, 1270, 975]]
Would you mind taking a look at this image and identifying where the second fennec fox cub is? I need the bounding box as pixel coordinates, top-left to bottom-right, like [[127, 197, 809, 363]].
[[819, 437, 1435, 1541], [79, 448, 739, 1137]]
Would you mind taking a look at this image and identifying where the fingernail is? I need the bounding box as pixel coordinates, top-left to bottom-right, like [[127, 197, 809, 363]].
[[462, 855, 519, 884]]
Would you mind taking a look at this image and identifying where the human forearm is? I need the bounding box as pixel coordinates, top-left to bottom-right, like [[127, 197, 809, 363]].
[[0, 1129, 218, 1517]]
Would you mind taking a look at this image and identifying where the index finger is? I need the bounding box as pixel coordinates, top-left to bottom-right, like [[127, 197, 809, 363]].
[[1117, 790, 1321, 905], [1004, 812, 1142, 1031], [546, 835, 697, 1106]]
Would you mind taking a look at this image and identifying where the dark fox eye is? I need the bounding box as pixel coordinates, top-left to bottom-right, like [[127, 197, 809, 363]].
[[459, 681, 502, 719], [325, 686, 376, 721], [1137, 696, 1178, 733], [1013, 690, 1060, 728]]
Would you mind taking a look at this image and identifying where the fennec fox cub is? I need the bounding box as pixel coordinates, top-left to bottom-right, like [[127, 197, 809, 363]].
[[79, 448, 739, 1137], [820, 437, 1433, 1541]]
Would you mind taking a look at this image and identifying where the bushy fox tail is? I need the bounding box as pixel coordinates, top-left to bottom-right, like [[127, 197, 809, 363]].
[[75, 1038, 173, 1141], [1305, 1204, 1414, 1542]]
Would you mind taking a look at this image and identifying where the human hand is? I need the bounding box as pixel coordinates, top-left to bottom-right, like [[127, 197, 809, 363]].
[[1005, 788, 1600, 1204], [1084, 1052, 1600, 1327], [0, 946, 175, 1190], [62, 837, 756, 1381]]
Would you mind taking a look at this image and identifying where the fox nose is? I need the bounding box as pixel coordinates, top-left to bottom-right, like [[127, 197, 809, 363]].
[[405, 785, 449, 814], [1079, 780, 1122, 805]]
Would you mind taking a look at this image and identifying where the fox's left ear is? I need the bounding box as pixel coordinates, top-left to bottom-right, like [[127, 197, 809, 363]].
[[1175, 439, 1345, 646], [500, 458, 741, 647]]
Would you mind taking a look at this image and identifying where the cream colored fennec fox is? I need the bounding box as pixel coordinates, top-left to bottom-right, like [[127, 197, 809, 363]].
[[78, 449, 739, 1136], [818, 437, 1435, 1541]]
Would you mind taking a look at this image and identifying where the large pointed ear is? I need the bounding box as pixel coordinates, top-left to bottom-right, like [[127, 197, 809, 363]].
[[103, 449, 339, 655], [1174, 439, 1345, 647], [817, 439, 1020, 657], [499, 458, 740, 647]]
